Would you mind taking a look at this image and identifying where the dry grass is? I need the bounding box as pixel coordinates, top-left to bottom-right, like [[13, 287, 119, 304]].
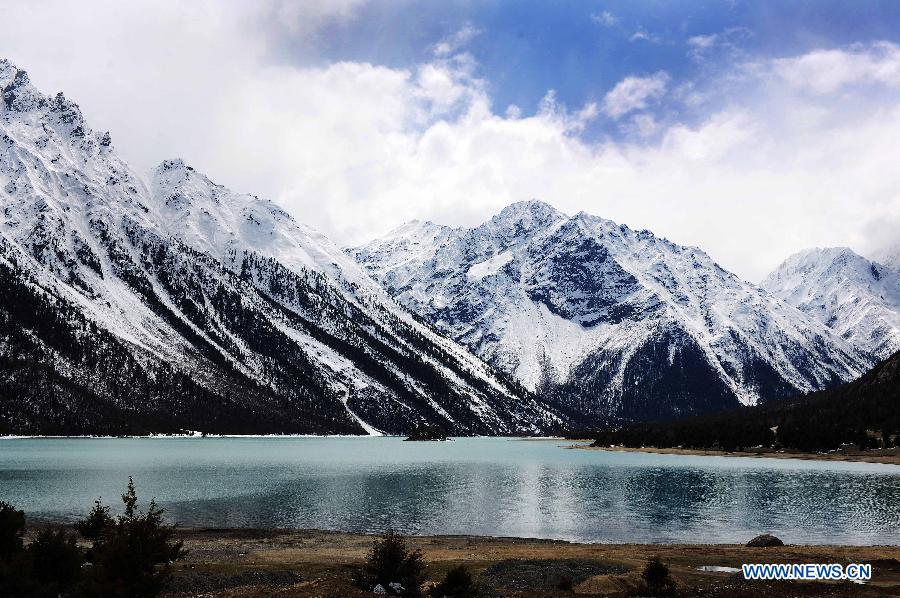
[[162, 528, 900, 597]]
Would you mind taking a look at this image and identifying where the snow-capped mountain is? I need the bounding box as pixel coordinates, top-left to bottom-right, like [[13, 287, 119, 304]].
[[0, 58, 561, 436], [351, 201, 872, 422], [762, 247, 900, 360]]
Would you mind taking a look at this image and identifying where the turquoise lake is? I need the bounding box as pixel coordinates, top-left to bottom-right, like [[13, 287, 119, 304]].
[[1, 436, 898, 544]]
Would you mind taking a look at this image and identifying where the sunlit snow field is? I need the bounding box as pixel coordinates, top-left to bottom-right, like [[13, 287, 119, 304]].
[[2, 437, 898, 545]]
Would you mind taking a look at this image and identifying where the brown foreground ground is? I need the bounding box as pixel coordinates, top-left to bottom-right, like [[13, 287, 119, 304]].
[[154, 528, 900, 597], [568, 443, 900, 466]]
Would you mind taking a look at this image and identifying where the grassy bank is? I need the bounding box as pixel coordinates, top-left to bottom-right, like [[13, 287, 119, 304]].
[[118, 528, 900, 596]]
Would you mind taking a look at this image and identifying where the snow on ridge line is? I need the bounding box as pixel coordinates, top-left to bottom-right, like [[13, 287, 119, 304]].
[[1, 59, 560, 435], [150, 155, 534, 409], [351, 199, 874, 422], [762, 246, 900, 360]]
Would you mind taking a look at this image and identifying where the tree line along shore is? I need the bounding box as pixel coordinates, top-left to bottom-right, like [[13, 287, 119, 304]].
[[577, 350, 900, 459]]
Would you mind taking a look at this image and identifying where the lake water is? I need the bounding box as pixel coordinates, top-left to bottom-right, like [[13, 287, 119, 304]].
[[1, 437, 899, 545]]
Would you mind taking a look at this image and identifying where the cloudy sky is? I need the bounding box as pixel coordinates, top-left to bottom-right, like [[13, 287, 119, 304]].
[[2, 0, 899, 280]]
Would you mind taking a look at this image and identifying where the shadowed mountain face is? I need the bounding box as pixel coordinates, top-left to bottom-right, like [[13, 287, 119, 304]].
[[0, 59, 563, 436], [352, 201, 872, 424]]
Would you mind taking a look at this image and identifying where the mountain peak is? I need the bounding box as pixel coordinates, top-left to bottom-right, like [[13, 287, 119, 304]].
[[763, 246, 900, 359], [385, 218, 450, 237], [495, 199, 566, 222], [799, 246, 856, 260], [157, 158, 190, 172], [156, 158, 204, 178], [353, 201, 872, 418], [154, 159, 221, 192], [46, 91, 87, 133], [479, 200, 567, 244], [1, 61, 103, 149], [765, 246, 899, 293], [0, 58, 21, 86], [1, 60, 46, 113], [771, 247, 877, 280]]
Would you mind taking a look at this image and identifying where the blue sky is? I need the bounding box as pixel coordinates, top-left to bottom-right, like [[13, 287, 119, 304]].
[[2, 0, 900, 280], [280, 0, 900, 134]]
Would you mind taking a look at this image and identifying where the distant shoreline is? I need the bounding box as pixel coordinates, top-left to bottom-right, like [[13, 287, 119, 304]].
[[570, 443, 900, 465], [0, 434, 569, 440], [0, 434, 558, 440], [0, 434, 384, 440]]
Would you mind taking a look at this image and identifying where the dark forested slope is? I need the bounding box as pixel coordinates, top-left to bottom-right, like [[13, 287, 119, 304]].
[[591, 350, 900, 452]]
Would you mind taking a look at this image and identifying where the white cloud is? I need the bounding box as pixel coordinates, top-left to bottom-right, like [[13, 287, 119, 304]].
[[688, 34, 718, 51], [602, 72, 670, 119], [687, 27, 753, 60], [626, 113, 661, 138], [536, 90, 599, 132], [629, 29, 663, 44], [591, 11, 618, 27], [1, 4, 899, 281], [267, 0, 367, 35], [433, 23, 481, 57], [771, 41, 900, 93]]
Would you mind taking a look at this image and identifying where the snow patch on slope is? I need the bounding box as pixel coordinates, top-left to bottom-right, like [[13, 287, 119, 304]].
[[467, 250, 513, 281]]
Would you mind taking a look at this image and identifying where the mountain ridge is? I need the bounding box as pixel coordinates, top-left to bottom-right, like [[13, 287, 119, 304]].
[[352, 200, 873, 423], [762, 246, 900, 360], [0, 58, 561, 436]]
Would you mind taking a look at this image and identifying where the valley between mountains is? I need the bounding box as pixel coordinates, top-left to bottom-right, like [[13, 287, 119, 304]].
[[2, 57, 898, 436]]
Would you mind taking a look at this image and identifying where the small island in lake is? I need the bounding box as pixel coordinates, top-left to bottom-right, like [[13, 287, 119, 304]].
[[404, 423, 450, 441]]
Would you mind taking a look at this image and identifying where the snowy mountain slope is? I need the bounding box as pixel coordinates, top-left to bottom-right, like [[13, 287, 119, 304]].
[[0, 58, 560, 435], [151, 158, 380, 293], [147, 159, 559, 433], [762, 247, 900, 360], [352, 201, 872, 422]]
